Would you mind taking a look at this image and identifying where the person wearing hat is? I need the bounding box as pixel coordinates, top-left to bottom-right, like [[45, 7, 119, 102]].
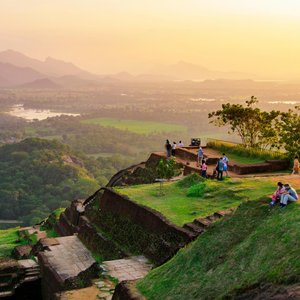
[[280, 184, 298, 208]]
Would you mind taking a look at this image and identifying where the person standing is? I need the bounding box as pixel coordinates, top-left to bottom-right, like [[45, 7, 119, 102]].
[[280, 184, 298, 208], [222, 153, 229, 177], [201, 159, 207, 178], [216, 157, 224, 180], [172, 142, 177, 156], [197, 147, 204, 167], [165, 140, 172, 158]]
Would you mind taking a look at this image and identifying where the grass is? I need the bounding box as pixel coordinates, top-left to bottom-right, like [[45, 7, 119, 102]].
[[114, 176, 292, 227], [81, 117, 187, 135], [207, 140, 287, 163], [0, 227, 25, 258], [222, 152, 265, 164], [137, 199, 300, 299]]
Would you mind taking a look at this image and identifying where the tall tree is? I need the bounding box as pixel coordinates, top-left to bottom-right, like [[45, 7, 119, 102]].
[[278, 106, 300, 157], [208, 96, 281, 148]]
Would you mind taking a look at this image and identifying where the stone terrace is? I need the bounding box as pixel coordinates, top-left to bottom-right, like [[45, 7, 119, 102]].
[[38, 236, 97, 298], [101, 256, 152, 282], [151, 146, 289, 177]]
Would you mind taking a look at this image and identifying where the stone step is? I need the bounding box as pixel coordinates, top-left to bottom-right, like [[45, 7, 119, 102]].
[[0, 290, 14, 298], [183, 222, 204, 234], [0, 283, 10, 288], [24, 270, 40, 276], [0, 273, 17, 279], [193, 218, 212, 228], [23, 275, 40, 283]]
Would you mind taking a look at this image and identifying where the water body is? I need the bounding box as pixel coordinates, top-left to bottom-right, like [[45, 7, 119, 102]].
[[7, 104, 80, 121]]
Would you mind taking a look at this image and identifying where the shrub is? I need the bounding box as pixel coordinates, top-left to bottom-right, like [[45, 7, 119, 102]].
[[177, 173, 205, 188], [187, 182, 206, 197]]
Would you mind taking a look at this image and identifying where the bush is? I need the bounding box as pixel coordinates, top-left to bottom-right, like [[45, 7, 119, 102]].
[[177, 173, 205, 188], [187, 182, 206, 197]]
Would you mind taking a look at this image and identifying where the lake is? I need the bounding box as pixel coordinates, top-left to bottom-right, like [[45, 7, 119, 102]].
[[7, 104, 80, 121]]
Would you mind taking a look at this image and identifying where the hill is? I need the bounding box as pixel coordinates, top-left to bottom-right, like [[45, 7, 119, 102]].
[[0, 62, 44, 86], [150, 61, 255, 80], [0, 49, 95, 79], [18, 78, 61, 89], [137, 198, 300, 299], [0, 138, 98, 225]]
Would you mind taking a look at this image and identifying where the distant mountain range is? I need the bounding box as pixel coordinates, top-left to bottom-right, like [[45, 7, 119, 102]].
[[0, 49, 256, 88]]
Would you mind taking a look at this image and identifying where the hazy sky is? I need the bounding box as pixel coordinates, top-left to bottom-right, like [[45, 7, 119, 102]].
[[1, 0, 300, 78]]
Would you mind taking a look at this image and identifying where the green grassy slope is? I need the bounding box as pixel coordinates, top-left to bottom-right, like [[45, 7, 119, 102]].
[[137, 199, 300, 299], [0, 228, 24, 258], [115, 177, 282, 226]]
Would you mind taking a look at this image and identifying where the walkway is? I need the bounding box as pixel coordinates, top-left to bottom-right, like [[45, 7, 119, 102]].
[[101, 256, 152, 282]]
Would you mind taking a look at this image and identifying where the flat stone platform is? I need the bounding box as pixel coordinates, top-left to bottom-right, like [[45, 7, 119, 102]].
[[101, 256, 152, 282], [39, 235, 96, 283]]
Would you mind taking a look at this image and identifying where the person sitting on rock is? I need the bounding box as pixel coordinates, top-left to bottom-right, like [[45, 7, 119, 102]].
[[280, 184, 298, 208], [269, 182, 285, 206], [178, 140, 184, 147], [292, 156, 299, 174]]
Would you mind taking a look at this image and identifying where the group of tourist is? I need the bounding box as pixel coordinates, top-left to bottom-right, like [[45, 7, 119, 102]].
[[270, 182, 298, 208], [165, 140, 184, 157], [197, 147, 229, 180]]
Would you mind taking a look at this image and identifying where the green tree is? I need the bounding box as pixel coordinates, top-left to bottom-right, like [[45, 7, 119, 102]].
[[208, 96, 280, 148], [156, 158, 177, 180], [278, 106, 300, 157]]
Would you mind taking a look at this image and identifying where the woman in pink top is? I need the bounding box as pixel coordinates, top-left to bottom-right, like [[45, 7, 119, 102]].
[[201, 159, 207, 178], [269, 182, 285, 206]]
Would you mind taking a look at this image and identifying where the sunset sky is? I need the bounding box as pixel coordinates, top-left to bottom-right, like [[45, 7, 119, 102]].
[[1, 0, 300, 78]]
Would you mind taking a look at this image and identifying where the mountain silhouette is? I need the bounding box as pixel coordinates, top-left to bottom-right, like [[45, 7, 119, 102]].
[[0, 49, 96, 79]]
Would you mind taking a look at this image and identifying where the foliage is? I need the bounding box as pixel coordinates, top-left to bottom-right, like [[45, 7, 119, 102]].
[[137, 200, 300, 299], [208, 96, 281, 148], [0, 227, 28, 258], [207, 140, 286, 161], [40, 207, 65, 231], [278, 107, 300, 157], [187, 182, 206, 197], [0, 138, 98, 225], [176, 173, 205, 188], [156, 158, 178, 180], [114, 176, 291, 226]]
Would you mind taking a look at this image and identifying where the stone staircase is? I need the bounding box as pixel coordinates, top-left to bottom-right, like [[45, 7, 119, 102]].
[[183, 208, 235, 238], [0, 259, 40, 298]]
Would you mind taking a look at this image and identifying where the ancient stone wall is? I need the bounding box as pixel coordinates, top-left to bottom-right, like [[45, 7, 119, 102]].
[[99, 188, 191, 240], [175, 147, 198, 162], [229, 159, 289, 175], [85, 188, 193, 265], [77, 217, 126, 260]]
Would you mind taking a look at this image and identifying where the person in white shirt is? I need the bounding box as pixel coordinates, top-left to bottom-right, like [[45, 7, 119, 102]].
[[171, 142, 177, 156], [222, 153, 229, 176]]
